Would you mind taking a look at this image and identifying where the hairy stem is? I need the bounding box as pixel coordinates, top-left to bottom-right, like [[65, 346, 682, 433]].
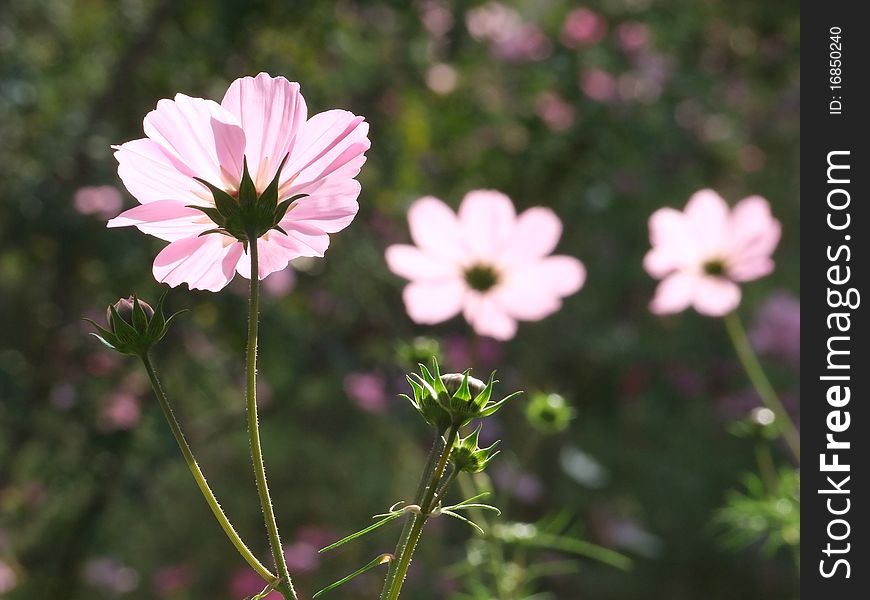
[[724, 312, 800, 463], [380, 433, 446, 597], [382, 425, 460, 600], [245, 238, 298, 600], [140, 353, 276, 583]]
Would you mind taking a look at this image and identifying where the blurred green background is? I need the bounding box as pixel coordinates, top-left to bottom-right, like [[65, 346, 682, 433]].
[[0, 0, 799, 598]]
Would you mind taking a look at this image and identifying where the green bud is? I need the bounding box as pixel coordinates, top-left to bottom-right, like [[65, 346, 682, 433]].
[[451, 424, 500, 473], [87, 292, 184, 356], [402, 359, 521, 429], [396, 337, 442, 370], [525, 392, 575, 434]]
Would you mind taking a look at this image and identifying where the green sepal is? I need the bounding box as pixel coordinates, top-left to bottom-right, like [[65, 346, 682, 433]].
[[186, 204, 226, 228], [240, 159, 259, 210], [193, 178, 238, 220], [454, 371, 473, 402]]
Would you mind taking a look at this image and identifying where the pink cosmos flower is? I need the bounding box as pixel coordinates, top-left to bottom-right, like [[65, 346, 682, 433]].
[[644, 189, 781, 316], [108, 73, 370, 291], [561, 8, 607, 48], [385, 190, 586, 340]]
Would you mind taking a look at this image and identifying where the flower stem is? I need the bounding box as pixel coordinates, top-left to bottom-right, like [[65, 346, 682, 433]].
[[724, 312, 800, 463], [245, 237, 298, 600], [140, 353, 277, 583], [380, 433, 445, 597], [382, 425, 460, 600]]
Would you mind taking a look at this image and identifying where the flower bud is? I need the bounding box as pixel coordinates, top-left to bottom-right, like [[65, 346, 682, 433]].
[[525, 393, 575, 434], [403, 359, 521, 429], [87, 293, 183, 356], [451, 424, 500, 474], [107, 296, 155, 333], [440, 373, 486, 398]]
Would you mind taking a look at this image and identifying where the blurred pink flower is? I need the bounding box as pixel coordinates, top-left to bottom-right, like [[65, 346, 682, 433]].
[[262, 267, 296, 296], [750, 291, 800, 366], [343, 371, 389, 413], [644, 189, 781, 316], [0, 559, 16, 594], [153, 563, 193, 598], [385, 191, 585, 340], [561, 8, 607, 48], [581, 68, 617, 102], [443, 333, 503, 370], [229, 568, 280, 599], [535, 92, 576, 132], [466, 2, 552, 62], [616, 22, 650, 53], [74, 185, 123, 218], [83, 557, 139, 594], [108, 72, 370, 292], [100, 392, 141, 431]]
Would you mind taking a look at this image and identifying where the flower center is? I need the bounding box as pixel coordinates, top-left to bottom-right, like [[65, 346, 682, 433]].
[[464, 264, 500, 291], [703, 258, 726, 276]]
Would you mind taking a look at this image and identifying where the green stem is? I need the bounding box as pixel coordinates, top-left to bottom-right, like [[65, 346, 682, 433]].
[[245, 237, 297, 600], [380, 433, 446, 598], [140, 353, 276, 583], [724, 312, 800, 463], [382, 425, 460, 600]]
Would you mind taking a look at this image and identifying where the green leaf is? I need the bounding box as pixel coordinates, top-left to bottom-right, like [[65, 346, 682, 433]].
[[312, 554, 392, 598], [447, 503, 501, 516], [442, 509, 486, 535], [319, 513, 403, 553]]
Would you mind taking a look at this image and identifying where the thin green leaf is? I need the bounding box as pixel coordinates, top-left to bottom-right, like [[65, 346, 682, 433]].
[[447, 503, 501, 516], [442, 509, 486, 535], [312, 554, 392, 598], [319, 513, 402, 553]]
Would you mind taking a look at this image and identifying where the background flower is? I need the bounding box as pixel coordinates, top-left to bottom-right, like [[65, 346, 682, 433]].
[[108, 73, 370, 291], [644, 189, 781, 316], [386, 191, 585, 340]]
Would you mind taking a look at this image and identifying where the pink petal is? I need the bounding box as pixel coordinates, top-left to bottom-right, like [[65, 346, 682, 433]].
[[114, 139, 212, 206], [463, 293, 518, 340], [406, 196, 465, 262], [692, 276, 741, 316], [683, 189, 730, 258], [643, 207, 697, 277], [153, 235, 243, 291], [494, 256, 586, 320], [281, 178, 361, 235], [499, 207, 563, 264], [107, 200, 211, 241], [221, 73, 308, 191], [385, 244, 459, 281], [269, 225, 331, 258], [458, 190, 517, 260], [402, 279, 465, 324], [281, 109, 370, 192], [143, 94, 246, 191], [235, 234, 299, 280], [726, 195, 781, 281], [728, 256, 775, 281], [649, 272, 697, 315]]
